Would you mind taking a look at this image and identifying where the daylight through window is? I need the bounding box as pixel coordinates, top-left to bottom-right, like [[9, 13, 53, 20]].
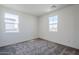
[[4, 13, 19, 32], [49, 16, 58, 32]]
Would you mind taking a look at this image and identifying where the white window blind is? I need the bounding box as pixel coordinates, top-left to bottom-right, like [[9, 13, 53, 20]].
[[4, 13, 19, 32], [49, 16, 58, 32]]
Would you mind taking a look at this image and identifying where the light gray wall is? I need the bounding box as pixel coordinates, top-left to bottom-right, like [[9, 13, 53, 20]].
[[0, 6, 37, 47], [0, 5, 79, 49], [39, 5, 79, 49]]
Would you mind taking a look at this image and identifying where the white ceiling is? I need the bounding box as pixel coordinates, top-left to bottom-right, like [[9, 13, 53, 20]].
[[1, 4, 70, 16]]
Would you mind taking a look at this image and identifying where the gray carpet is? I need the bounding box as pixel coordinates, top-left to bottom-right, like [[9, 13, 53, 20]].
[[0, 38, 79, 55]]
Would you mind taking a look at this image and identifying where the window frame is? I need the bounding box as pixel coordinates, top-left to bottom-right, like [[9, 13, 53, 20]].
[[49, 16, 58, 32], [4, 13, 19, 33]]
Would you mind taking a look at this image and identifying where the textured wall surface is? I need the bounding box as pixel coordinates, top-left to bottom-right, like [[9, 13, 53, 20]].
[[0, 6, 37, 47], [39, 5, 79, 49]]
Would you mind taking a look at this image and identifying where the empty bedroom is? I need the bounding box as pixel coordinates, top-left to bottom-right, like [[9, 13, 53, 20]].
[[0, 4, 79, 55]]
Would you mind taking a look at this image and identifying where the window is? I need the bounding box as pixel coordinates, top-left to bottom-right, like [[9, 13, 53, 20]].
[[4, 13, 19, 32], [49, 16, 58, 32]]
